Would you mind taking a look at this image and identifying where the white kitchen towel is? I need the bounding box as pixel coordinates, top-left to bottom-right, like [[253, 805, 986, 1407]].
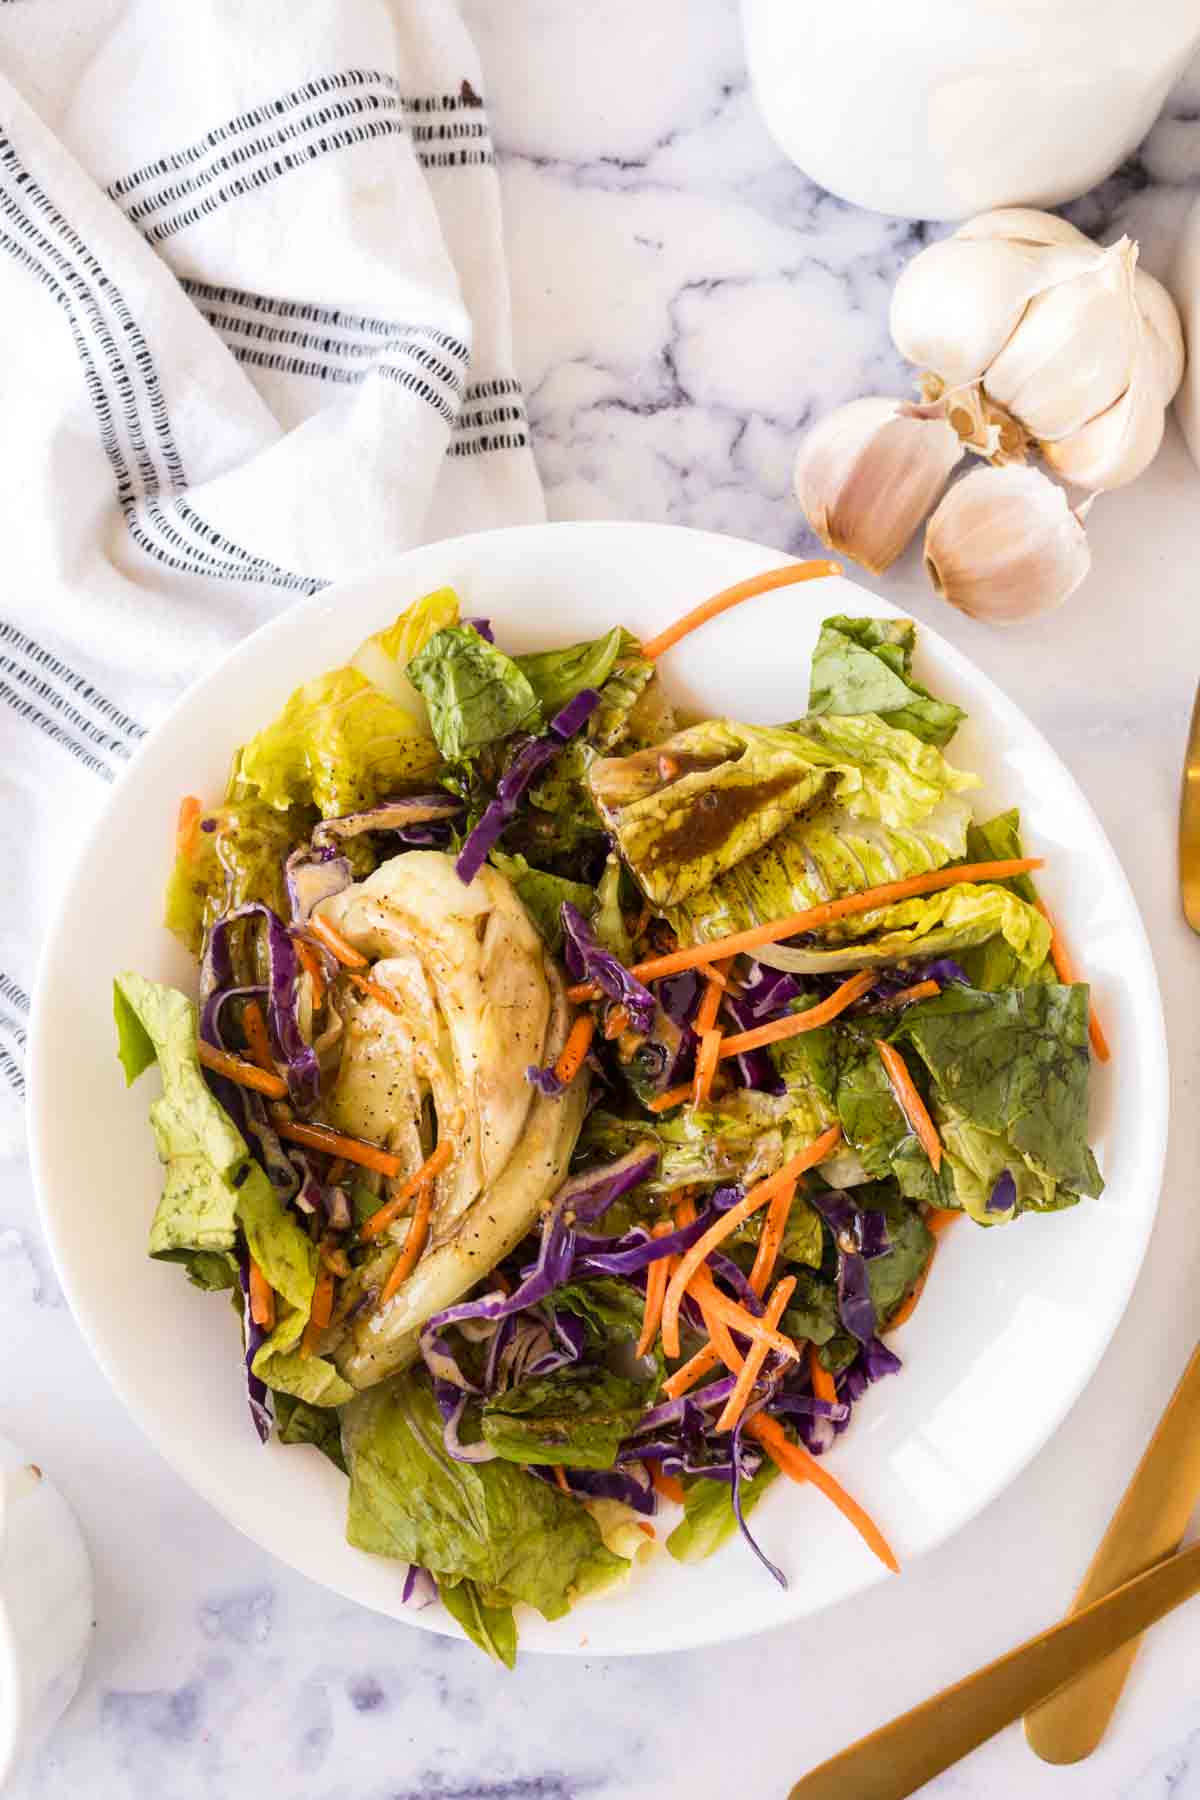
[[0, 0, 541, 1134]]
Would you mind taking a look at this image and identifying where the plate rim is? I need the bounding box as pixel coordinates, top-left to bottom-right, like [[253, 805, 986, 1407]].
[[28, 518, 1169, 1656]]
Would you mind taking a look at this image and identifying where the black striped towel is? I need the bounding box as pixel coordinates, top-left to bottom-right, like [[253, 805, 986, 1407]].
[[0, 0, 543, 1137]]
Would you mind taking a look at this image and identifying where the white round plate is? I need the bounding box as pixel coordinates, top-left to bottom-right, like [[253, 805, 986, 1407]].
[[30, 522, 1167, 1656]]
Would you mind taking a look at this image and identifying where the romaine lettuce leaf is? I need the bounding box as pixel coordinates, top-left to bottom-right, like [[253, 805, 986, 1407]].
[[407, 624, 541, 761], [550, 1277, 649, 1347], [340, 1373, 625, 1624], [755, 882, 1051, 977], [164, 797, 300, 956], [665, 714, 978, 941], [589, 647, 677, 753], [666, 1462, 779, 1565], [481, 1367, 652, 1469], [253, 1303, 354, 1409], [581, 1080, 836, 1196], [514, 627, 626, 718], [437, 1578, 518, 1667], [349, 586, 460, 712], [487, 852, 593, 953], [958, 812, 1052, 989], [808, 615, 965, 746], [274, 1392, 349, 1472]]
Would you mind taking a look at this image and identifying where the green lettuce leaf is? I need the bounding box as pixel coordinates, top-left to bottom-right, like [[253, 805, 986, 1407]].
[[758, 882, 1051, 977], [349, 586, 460, 711], [666, 714, 978, 941], [253, 1303, 354, 1408], [581, 1080, 836, 1197], [862, 1187, 935, 1322], [407, 624, 541, 761], [482, 1367, 651, 1469], [958, 812, 1052, 989], [894, 983, 1103, 1218], [667, 1461, 779, 1565], [437, 1579, 518, 1668], [514, 627, 626, 718], [113, 973, 257, 1259], [733, 1188, 824, 1269], [340, 1372, 625, 1623], [592, 854, 633, 961], [164, 797, 301, 956], [808, 615, 965, 746], [781, 1268, 841, 1347], [549, 1277, 648, 1347], [274, 1393, 349, 1473], [171, 1249, 239, 1291], [487, 852, 593, 954], [235, 1181, 317, 1314]]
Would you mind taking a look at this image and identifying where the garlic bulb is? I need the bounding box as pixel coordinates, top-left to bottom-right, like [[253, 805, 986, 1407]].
[[924, 465, 1091, 622], [890, 208, 1185, 493], [794, 396, 962, 575]]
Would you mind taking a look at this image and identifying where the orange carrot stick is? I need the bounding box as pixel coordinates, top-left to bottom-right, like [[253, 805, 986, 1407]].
[[650, 1465, 686, 1505], [603, 1005, 631, 1041], [689, 1282, 798, 1363], [749, 1177, 797, 1296], [687, 1264, 745, 1371], [276, 1118, 401, 1179], [568, 862, 1044, 999], [926, 1206, 960, 1236], [872, 978, 940, 1010], [748, 1413, 899, 1574], [554, 1014, 596, 1087], [176, 794, 202, 859], [307, 912, 368, 969], [1035, 899, 1111, 1062], [293, 936, 327, 1009], [360, 1136, 457, 1241], [300, 1269, 334, 1358], [809, 1342, 838, 1407], [877, 1041, 943, 1172], [345, 970, 405, 1016], [886, 1208, 958, 1330], [695, 959, 732, 1035], [248, 1256, 276, 1331], [553, 1465, 571, 1494], [639, 561, 842, 661], [716, 1275, 796, 1433], [692, 1028, 723, 1107], [379, 1182, 434, 1303], [196, 1039, 287, 1099], [636, 1223, 676, 1358], [660, 1127, 842, 1357], [239, 998, 275, 1074], [662, 1342, 722, 1399]]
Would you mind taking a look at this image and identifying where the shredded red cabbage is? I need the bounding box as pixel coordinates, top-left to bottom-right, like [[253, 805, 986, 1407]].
[[311, 794, 462, 850], [549, 687, 601, 740], [284, 846, 353, 925], [561, 904, 655, 1034], [402, 1564, 437, 1608], [462, 616, 494, 642], [205, 903, 321, 1109], [455, 734, 563, 884], [987, 1170, 1016, 1213]]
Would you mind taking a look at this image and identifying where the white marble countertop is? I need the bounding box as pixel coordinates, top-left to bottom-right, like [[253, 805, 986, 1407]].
[[7, 4, 1200, 1796]]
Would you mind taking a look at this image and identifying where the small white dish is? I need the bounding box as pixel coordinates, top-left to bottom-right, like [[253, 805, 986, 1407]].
[[0, 1437, 92, 1784], [28, 522, 1167, 1655]]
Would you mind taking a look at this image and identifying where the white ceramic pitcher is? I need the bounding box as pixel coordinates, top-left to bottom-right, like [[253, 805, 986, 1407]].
[[741, 0, 1200, 220]]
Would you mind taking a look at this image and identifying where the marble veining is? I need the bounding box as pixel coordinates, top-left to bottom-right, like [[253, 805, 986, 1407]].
[[6, 3, 1200, 1796]]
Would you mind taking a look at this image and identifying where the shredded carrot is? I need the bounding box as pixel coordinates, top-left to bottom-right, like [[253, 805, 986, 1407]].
[[927, 1206, 960, 1237], [749, 1177, 798, 1296], [649, 972, 876, 1113], [692, 1028, 723, 1107], [240, 998, 275, 1074], [748, 1414, 899, 1574], [379, 1182, 434, 1302], [345, 970, 406, 1016], [809, 1342, 838, 1407], [293, 935, 327, 1008], [695, 959, 732, 1034], [197, 1039, 287, 1099], [662, 1343, 722, 1399], [276, 1118, 402, 1178], [873, 978, 941, 1010], [307, 912, 368, 969], [716, 1275, 796, 1433], [603, 1005, 631, 1040], [300, 1270, 334, 1358], [639, 560, 843, 661], [554, 1014, 596, 1087], [360, 1135, 458, 1241], [176, 794, 202, 859], [877, 1041, 943, 1172], [553, 1465, 571, 1494], [660, 1126, 842, 1357], [650, 1465, 686, 1505], [248, 1256, 276, 1331], [687, 1264, 745, 1370], [637, 1521, 656, 1540], [568, 861, 1044, 1000], [636, 1223, 676, 1358], [1035, 899, 1111, 1062], [690, 1281, 798, 1364]]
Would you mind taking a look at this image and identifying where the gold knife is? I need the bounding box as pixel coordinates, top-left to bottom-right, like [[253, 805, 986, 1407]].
[[789, 1539, 1200, 1800], [1022, 682, 1200, 1759]]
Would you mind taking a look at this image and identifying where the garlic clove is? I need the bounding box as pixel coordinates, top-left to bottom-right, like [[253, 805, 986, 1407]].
[[983, 238, 1140, 442], [794, 396, 962, 576], [890, 236, 1102, 389], [955, 208, 1091, 251], [923, 465, 1091, 623], [1042, 346, 1167, 492], [1134, 267, 1186, 404]]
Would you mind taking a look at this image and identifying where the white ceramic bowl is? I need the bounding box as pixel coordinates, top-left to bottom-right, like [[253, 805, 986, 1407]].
[[29, 522, 1167, 1656], [0, 1438, 92, 1785]]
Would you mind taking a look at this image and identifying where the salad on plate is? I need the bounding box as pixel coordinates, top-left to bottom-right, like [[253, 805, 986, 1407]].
[[112, 563, 1107, 1663]]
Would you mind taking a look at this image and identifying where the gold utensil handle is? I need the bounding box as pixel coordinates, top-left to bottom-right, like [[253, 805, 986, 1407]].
[[1024, 1341, 1200, 1761], [789, 1540, 1200, 1800], [1179, 682, 1200, 931]]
